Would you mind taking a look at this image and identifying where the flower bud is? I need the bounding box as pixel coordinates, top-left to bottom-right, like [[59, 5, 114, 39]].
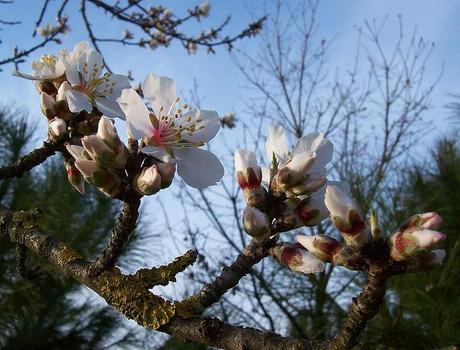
[[242, 207, 270, 240], [274, 152, 316, 189], [389, 228, 446, 261], [235, 149, 262, 189], [243, 186, 266, 208], [400, 212, 443, 232], [96, 116, 121, 149], [40, 92, 56, 119], [81, 135, 127, 169], [286, 173, 327, 197], [281, 192, 329, 229], [331, 245, 365, 270], [296, 234, 343, 262], [75, 159, 121, 197], [157, 162, 176, 188], [64, 160, 85, 194], [134, 165, 162, 195], [48, 117, 67, 139], [271, 243, 324, 274], [324, 184, 368, 247]]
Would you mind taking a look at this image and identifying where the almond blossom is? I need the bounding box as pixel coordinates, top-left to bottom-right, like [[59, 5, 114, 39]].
[[60, 42, 130, 119], [13, 53, 65, 81], [117, 73, 224, 189]]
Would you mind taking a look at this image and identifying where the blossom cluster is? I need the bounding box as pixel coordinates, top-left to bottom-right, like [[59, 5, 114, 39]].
[[235, 125, 336, 274], [235, 126, 447, 276], [14, 41, 224, 196]]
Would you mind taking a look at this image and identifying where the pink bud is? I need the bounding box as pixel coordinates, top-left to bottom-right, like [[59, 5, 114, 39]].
[[242, 207, 270, 240], [82, 135, 112, 160], [296, 234, 343, 262], [389, 229, 446, 261], [324, 184, 367, 247], [157, 162, 176, 188], [271, 243, 324, 274], [419, 212, 443, 230], [48, 118, 67, 139], [235, 149, 262, 189], [135, 165, 162, 195]]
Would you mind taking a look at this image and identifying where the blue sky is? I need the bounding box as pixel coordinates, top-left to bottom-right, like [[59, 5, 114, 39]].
[[1, 0, 459, 264], [1, 0, 459, 135]]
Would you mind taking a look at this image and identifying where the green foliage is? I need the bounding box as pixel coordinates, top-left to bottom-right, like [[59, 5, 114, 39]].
[[0, 106, 140, 349], [364, 139, 460, 348]]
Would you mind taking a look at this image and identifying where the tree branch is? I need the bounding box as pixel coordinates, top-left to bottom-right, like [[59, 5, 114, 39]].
[[0, 203, 326, 350], [0, 140, 63, 180]]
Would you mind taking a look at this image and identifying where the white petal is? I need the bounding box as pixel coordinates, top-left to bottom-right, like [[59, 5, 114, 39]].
[[181, 109, 220, 143], [141, 146, 172, 162], [293, 133, 333, 172], [142, 73, 176, 115], [66, 145, 86, 160], [261, 166, 270, 188], [174, 148, 224, 189], [266, 124, 289, 164], [12, 70, 43, 80], [95, 97, 125, 120], [308, 185, 330, 225], [60, 52, 80, 86], [102, 74, 131, 98], [117, 88, 152, 139], [65, 90, 92, 114], [83, 49, 104, 82], [234, 149, 258, 172]]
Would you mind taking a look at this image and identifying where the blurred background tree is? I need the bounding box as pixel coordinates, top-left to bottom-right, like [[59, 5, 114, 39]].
[[0, 105, 145, 349]]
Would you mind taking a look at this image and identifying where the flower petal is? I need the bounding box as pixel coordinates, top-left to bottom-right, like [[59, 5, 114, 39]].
[[266, 125, 289, 164], [95, 97, 126, 120], [293, 133, 333, 172], [181, 109, 220, 143], [174, 147, 224, 188], [141, 146, 172, 162], [117, 88, 152, 139], [65, 90, 92, 114], [142, 73, 176, 115]]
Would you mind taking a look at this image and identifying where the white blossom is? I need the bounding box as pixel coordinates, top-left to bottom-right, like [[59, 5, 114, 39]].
[[117, 73, 224, 189]]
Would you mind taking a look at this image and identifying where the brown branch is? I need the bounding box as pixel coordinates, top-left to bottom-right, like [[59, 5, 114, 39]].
[[330, 244, 389, 350], [0, 203, 326, 350], [0, 140, 63, 180], [176, 237, 277, 317], [88, 193, 141, 275]]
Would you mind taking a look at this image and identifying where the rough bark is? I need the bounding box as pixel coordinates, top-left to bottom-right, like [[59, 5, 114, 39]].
[[0, 140, 62, 180], [0, 204, 327, 350]]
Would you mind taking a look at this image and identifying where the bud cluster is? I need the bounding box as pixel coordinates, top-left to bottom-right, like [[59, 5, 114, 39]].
[[134, 162, 176, 196], [66, 117, 129, 197]]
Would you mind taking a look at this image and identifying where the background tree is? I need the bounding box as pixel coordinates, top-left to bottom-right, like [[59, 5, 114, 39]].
[[0, 105, 150, 349]]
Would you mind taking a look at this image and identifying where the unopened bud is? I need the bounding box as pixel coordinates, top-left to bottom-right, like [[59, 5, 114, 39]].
[[273, 153, 316, 190], [40, 92, 56, 119], [243, 186, 266, 208], [296, 234, 343, 262], [389, 228, 446, 261], [64, 160, 85, 194], [271, 243, 324, 274], [134, 165, 162, 195], [242, 207, 270, 241], [75, 159, 122, 197], [81, 135, 127, 169], [157, 162, 176, 188], [332, 245, 364, 270], [325, 184, 368, 247], [235, 149, 262, 189], [287, 173, 327, 196], [401, 212, 443, 232], [48, 117, 67, 139]]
